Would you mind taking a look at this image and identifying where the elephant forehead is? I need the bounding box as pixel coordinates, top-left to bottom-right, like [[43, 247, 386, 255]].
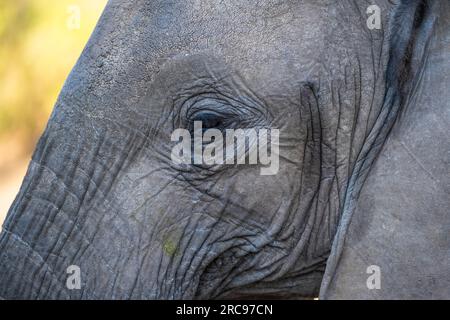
[[64, 0, 380, 135], [107, 0, 328, 76], [70, 1, 330, 116]]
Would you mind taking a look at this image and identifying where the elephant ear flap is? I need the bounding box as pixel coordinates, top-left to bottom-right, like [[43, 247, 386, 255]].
[[320, 0, 450, 299]]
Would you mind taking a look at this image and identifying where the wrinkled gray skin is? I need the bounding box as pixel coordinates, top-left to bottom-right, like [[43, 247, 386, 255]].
[[0, 0, 448, 299]]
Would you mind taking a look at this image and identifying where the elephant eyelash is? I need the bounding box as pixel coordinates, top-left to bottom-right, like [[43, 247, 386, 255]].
[[172, 90, 270, 134], [183, 97, 243, 131], [187, 110, 240, 133]]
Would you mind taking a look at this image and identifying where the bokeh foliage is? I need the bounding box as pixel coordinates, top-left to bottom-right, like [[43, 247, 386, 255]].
[[0, 0, 107, 151]]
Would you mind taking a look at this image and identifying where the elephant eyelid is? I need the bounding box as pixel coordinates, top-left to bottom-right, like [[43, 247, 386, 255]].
[[186, 98, 240, 118], [187, 111, 239, 135], [184, 97, 243, 129], [173, 92, 269, 132]]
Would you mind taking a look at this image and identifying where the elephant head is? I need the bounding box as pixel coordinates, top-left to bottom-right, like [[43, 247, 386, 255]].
[[0, 0, 448, 299]]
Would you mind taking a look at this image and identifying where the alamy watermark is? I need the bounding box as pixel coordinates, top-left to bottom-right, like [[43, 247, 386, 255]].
[[171, 121, 280, 175], [366, 5, 381, 30], [366, 265, 381, 290], [66, 265, 81, 290], [67, 5, 81, 30]]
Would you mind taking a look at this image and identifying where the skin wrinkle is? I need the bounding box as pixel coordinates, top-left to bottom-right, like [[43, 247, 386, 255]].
[[211, 249, 262, 294], [172, 215, 205, 296], [128, 231, 149, 299], [15, 193, 130, 297], [161, 211, 195, 297], [35, 126, 134, 207], [306, 87, 324, 256], [183, 222, 233, 298], [144, 190, 209, 297], [174, 171, 274, 234], [0, 230, 68, 298], [43, 134, 108, 256], [28, 132, 146, 298], [5, 165, 81, 252], [194, 228, 284, 298], [194, 188, 296, 296]]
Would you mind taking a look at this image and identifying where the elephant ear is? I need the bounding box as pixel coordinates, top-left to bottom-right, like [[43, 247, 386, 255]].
[[320, 0, 450, 299]]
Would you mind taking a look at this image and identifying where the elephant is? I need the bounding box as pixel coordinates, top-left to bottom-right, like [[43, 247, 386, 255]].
[[0, 0, 448, 299]]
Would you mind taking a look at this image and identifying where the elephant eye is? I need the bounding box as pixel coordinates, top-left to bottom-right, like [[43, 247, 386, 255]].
[[189, 111, 233, 133], [192, 112, 224, 129]]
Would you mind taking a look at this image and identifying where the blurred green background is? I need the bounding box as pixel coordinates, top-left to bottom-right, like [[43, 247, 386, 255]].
[[0, 0, 108, 224]]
